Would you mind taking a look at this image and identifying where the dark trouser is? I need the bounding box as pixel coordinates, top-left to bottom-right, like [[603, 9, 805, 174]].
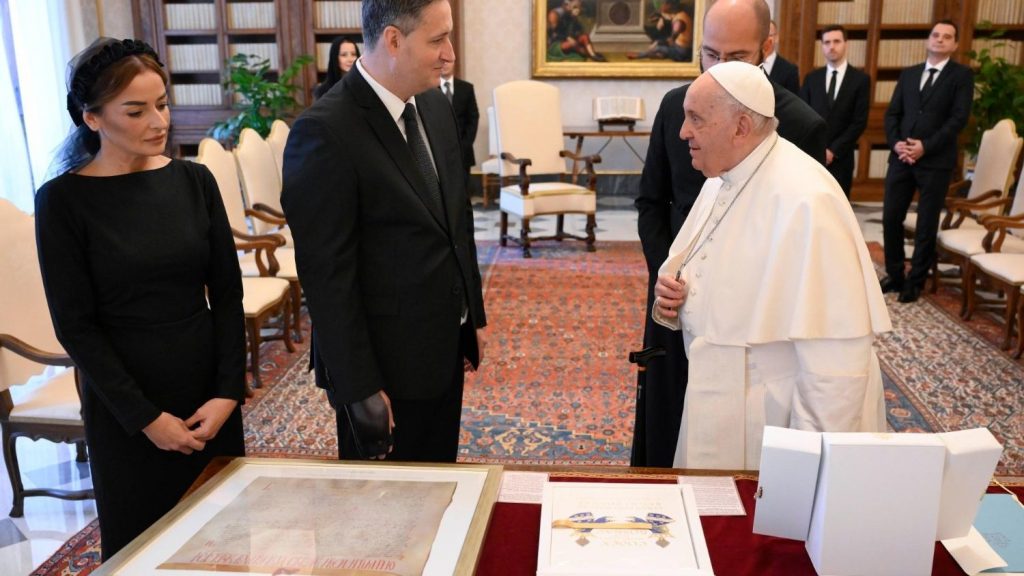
[[334, 329, 466, 463], [882, 160, 954, 287], [828, 153, 855, 198], [631, 279, 688, 468]]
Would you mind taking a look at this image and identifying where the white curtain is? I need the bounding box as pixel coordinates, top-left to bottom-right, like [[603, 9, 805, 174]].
[[1, 0, 89, 212]]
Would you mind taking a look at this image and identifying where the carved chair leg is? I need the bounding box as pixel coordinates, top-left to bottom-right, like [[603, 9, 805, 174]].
[[1002, 286, 1020, 350], [499, 211, 509, 246], [521, 217, 532, 258], [556, 215, 565, 240], [964, 266, 977, 321], [1016, 296, 1024, 359], [585, 213, 596, 252], [2, 428, 25, 517], [75, 440, 88, 463], [289, 281, 303, 343], [930, 256, 940, 294], [281, 294, 296, 354], [247, 318, 262, 389], [959, 261, 972, 319]]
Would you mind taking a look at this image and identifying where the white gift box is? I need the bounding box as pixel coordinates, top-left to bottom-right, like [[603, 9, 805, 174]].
[[752, 426, 821, 540], [805, 432, 947, 576], [935, 428, 1003, 539]]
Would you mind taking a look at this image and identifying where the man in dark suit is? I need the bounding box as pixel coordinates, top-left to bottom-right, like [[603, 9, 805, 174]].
[[765, 19, 800, 95], [440, 60, 479, 175], [800, 25, 870, 198], [633, 0, 826, 467], [281, 0, 486, 463], [881, 19, 974, 304]]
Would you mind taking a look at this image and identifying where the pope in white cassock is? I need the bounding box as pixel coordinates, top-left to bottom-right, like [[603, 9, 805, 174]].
[[652, 61, 893, 470]]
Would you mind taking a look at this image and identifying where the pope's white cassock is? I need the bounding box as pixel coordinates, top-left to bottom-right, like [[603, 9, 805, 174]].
[[653, 128, 892, 470]]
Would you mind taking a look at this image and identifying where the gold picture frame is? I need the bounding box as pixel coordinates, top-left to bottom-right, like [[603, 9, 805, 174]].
[[94, 458, 503, 576], [533, 0, 704, 79]]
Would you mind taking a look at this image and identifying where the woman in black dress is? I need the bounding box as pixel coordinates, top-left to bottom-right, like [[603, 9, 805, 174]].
[[35, 38, 246, 561], [313, 36, 360, 99]]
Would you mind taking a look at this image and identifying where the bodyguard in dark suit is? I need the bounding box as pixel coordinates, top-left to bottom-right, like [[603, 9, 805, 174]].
[[634, 0, 826, 467], [440, 61, 480, 173], [281, 0, 486, 463], [765, 20, 800, 95], [881, 19, 974, 303], [800, 25, 870, 197]]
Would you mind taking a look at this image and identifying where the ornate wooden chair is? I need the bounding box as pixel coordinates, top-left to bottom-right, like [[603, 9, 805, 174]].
[[0, 199, 93, 517], [493, 80, 600, 258], [198, 138, 297, 387], [964, 213, 1024, 349]]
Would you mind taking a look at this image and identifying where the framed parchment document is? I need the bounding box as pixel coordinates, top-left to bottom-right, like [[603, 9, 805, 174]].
[[538, 482, 714, 576], [94, 458, 502, 576]]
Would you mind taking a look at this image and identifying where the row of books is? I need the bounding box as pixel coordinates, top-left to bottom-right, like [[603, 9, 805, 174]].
[[171, 83, 222, 106], [813, 39, 867, 68], [167, 43, 280, 73], [876, 39, 928, 67], [816, 0, 869, 26], [226, 2, 276, 29], [976, 0, 1024, 24], [971, 38, 1023, 64], [867, 149, 890, 179], [874, 80, 897, 104], [879, 0, 933, 25], [165, 3, 216, 30], [314, 1, 361, 29], [316, 41, 363, 71]]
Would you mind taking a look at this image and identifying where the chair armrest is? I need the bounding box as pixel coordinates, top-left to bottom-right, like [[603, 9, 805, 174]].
[[245, 208, 288, 227], [501, 152, 533, 194], [232, 228, 286, 246], [979, 211, 1024, 225], [251, 203, 286, 220], [235, 238, 282, 277], [982, 217, 1024, 253], [560, 150, 602, 188], [0, 334, 73, 367], [943, 196, 1011, 229]]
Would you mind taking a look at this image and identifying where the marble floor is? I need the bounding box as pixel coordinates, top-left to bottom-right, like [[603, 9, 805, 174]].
[[0, 201, 886, 574]]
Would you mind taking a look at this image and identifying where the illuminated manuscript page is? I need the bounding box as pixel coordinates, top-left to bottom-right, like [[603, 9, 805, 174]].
[[159, 477, 455, 575]]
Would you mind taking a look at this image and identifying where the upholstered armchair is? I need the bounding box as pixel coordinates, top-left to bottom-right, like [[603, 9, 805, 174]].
[[964, 214, 1024, 349], [479, 106, 506, 208], [493, 80, 600, 258], [0, 199, 93, 517], [904, 119, 1021, 243], [198, 139, 298, 387], [234, 127, 291, 240], [267, 119, 290, 183]]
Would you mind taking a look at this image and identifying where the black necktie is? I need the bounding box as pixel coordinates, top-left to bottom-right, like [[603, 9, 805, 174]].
[[442, 80, 453, 104], [921, 67, 938, 100], [401, 103, 444, 219], [827, 69, 837, 107]]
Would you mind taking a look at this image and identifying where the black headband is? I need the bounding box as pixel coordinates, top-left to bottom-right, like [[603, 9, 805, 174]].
[[66, 38, 164, 127]]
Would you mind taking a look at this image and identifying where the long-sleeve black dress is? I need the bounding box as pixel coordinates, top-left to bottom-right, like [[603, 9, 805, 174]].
[[35, 159, 246, 560]]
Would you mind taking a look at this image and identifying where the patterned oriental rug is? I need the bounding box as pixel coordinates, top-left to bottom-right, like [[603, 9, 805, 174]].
[[31, 241, 1024, 575]]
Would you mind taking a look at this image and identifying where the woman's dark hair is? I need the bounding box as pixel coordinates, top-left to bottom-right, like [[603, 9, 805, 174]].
[[314, 36, 361, 99], [51, 38, 167, 175]]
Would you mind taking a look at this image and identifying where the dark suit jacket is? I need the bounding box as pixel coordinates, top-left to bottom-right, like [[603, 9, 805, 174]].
[[281, 67, 486, 405], [769, 54, 800, 95], [636, 80, 828, 276], [885, 60, 974, 171], [447, 77, 480, 170], [800, 65, 870, 163]]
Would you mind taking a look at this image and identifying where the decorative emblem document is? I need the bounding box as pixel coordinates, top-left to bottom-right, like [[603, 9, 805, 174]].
[[159, 477, 455, 575]]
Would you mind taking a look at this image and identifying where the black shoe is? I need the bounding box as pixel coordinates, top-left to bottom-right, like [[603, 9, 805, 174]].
[[880, 277, 904, 294], [898, 284, 921, 303]]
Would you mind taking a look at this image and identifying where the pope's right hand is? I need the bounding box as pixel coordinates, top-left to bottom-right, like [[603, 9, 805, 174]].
[[142, 412, 206, 455], [654, 273, 687, 319]]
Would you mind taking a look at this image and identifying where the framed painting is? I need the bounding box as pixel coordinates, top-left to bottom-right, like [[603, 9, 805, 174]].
[[533, 0, 704, 78], [93, 458, 503, 576]]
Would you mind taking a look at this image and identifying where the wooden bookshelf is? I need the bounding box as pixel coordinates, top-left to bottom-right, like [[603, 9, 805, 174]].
[[778, 0, 1024, 202]]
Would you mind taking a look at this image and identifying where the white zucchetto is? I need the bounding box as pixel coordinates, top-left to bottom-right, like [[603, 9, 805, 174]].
[[706, 61, 776, 118]]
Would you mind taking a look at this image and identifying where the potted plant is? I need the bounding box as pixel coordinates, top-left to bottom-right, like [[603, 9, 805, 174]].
[[965, 26, 1024, 156], [208, 52, 313, 146]]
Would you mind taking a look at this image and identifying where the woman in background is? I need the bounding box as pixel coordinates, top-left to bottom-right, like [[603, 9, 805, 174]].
[[313, 35, 360, 99], [36, 38, 246, 560]]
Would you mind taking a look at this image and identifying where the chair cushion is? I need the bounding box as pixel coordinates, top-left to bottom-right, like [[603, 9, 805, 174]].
[[8, 366, 82, 425], [242, 277, 290, 316], [499, 182, 596, 218], [938, 228, 1024, 257], [238, 248, 297, 280], [971, 252, 1024, 284]]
